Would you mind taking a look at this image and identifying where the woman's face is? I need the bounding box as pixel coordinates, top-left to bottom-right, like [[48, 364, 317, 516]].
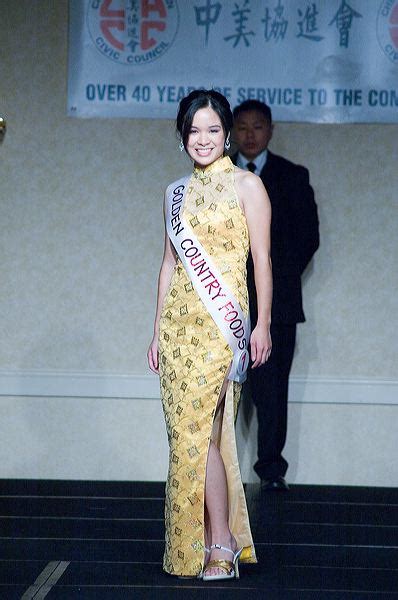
[[186, 106, 226, 167]]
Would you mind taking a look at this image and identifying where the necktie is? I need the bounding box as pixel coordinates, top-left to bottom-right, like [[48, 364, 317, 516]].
[[246, 162, 256, 173]]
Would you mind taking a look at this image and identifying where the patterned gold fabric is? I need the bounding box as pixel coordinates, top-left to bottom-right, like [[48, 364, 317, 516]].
[[159, 156, 256, 576]]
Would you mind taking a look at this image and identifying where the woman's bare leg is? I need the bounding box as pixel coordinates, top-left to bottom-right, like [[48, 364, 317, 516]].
[[204, 439, 237, 576]]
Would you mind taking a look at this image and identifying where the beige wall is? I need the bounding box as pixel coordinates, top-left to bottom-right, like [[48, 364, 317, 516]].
[[1, 1, 397, 485]]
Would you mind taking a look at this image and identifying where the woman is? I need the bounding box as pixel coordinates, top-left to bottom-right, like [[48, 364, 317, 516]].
[[148, 90, 272, 580]]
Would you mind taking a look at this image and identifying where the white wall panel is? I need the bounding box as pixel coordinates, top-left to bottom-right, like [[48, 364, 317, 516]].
[[1, 1, 397, 485]]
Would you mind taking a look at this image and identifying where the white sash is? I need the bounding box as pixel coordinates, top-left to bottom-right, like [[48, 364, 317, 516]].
[[165, 175, 250, 384]]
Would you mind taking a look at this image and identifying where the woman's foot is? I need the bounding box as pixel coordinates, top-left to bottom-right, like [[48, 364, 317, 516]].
[[203, 535, 238, 578]]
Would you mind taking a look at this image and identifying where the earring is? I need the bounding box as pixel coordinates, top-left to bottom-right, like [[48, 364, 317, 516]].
[[179, 140, 184, 152], [224, 134, 231, 151]]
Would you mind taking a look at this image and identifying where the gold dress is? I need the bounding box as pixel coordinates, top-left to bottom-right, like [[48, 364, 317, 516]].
[[158, 155, 256, 577]]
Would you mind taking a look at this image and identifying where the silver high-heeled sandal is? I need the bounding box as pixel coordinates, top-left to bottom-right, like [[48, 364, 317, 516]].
[[197, 546, 210, 580], [202, 544, 243, 581]]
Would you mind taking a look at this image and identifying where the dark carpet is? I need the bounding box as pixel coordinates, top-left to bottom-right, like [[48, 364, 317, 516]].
[[0, 479, 397, 599]]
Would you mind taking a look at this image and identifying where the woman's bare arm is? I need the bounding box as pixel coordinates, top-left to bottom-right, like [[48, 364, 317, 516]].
[[235, 169, 273, 367], [147, 200, 177, 374]]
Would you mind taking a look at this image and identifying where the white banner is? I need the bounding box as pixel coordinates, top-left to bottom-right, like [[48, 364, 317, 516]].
[[68, 0, 398, 122]]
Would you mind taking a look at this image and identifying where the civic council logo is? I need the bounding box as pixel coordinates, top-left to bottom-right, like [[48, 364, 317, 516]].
[[87, 0, 180, 65], [377, 0, 398, 64]]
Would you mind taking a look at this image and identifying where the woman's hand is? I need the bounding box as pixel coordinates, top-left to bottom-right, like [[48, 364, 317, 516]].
[[250, 324, 272, 368], [147, 335, 160, 374]]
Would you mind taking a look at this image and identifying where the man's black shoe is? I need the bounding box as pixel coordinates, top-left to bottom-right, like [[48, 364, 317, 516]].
[[261, 476, 289, 491]]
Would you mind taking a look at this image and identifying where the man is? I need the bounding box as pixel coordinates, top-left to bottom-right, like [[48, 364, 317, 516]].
[[232, 100, 319, 491]]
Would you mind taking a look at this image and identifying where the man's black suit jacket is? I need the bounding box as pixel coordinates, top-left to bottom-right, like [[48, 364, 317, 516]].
[[233, 151, 319, 325]]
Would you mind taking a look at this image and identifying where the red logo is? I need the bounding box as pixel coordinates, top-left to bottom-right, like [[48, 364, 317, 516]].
[[389, 2, 398, 47], [88, 0, 180, 65], [377, 0, 398, 63]]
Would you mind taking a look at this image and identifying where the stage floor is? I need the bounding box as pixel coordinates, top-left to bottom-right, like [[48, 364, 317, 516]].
[[0, 479, 397, 599]]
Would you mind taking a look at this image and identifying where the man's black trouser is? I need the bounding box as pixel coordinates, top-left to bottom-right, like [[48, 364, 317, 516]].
[[247, 322, 296, 480]]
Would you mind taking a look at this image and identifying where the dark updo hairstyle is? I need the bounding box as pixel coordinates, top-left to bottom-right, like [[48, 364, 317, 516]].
[[176, 89, 233, 150]]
